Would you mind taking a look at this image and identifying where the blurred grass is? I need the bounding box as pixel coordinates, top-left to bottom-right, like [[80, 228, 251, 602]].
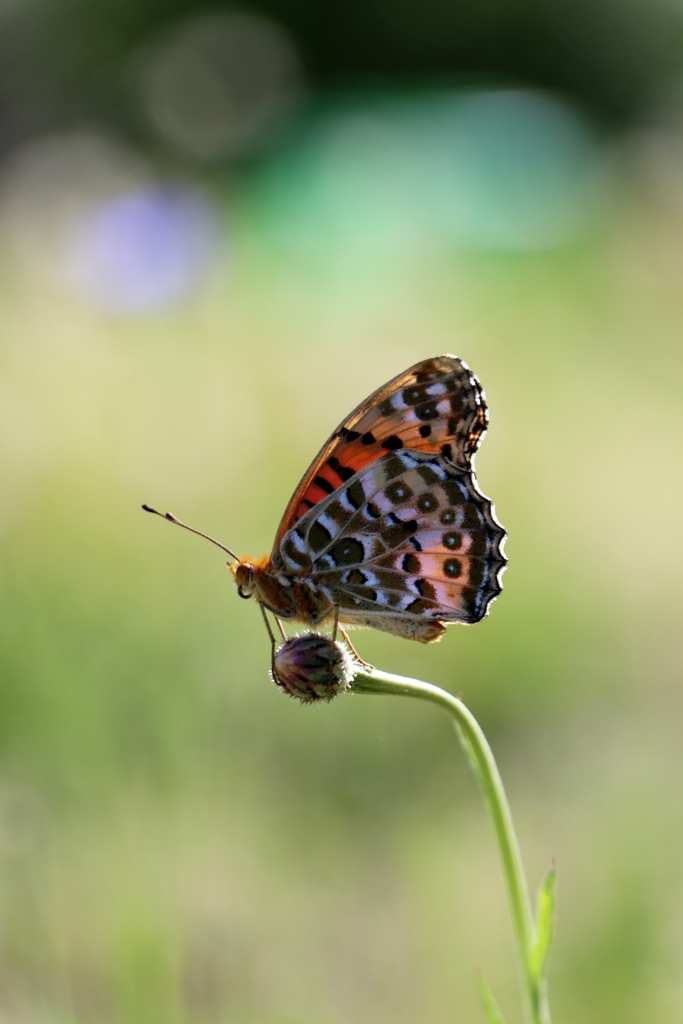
[[0, 158, 682, 1024]]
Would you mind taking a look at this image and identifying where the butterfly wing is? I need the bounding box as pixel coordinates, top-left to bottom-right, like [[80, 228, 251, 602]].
[[277, 447, 506, 640], [273, 355, 488, 551]]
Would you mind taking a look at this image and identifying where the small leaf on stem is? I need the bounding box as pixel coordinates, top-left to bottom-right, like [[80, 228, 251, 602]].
[[531, 862, 557, 986], [475, 970, 507, 1024]]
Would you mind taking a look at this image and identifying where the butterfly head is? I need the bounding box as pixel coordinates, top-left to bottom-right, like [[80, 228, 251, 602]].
[[230, 555, 303, 621], [232, 560, 256, 600]]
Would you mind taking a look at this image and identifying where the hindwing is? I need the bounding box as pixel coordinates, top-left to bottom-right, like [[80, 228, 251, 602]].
[[276, 449, 506, 630]]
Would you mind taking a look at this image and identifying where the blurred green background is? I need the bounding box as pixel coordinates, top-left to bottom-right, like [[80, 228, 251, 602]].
[[1, 2, 682, 1022]]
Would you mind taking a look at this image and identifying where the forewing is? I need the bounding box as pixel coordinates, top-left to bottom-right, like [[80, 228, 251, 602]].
[[278, 449, 506, 627], [273, 355, 488, 552]]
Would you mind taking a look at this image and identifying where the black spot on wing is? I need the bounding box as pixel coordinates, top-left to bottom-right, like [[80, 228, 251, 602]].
[[442, 477, 467, 506], [349, 585, 378, 603], [313, 475, 335, 495], [328, 456, 355, 482], [460, 586, 480, 620], [416, 401, 439, 421], [416, 464, 440, 486], [382, 454, 407, 479], [282, 537, 310, 568], [385, 480, 413, 504], [346, 480, 365, 509], [471, 558, 492, 591], [468, 531, 489, 557], [449, 392, 464, 415], [402, 385, 429, 406], [417, 492, 438, 513], [415, 577, 436, 600], [402, 552, 420, 574], [382, 435, 403, 450], [308, 520, 332, 552], [383, 519, 418, 548], [325, 499, 351, 525], [443, 557, 462, 579], [462, 503, 482, 530], [330, 538, 365, 566]]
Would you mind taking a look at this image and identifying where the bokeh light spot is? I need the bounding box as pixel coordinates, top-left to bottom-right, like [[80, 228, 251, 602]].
[[0, 131, 151, 287], [63, 186, 219, 314], [135, 11, 303, 160], [247, 87, 602, 287], [423, 88, 600, 250]]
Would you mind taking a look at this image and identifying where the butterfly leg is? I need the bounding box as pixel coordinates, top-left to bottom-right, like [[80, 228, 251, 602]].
[[259, 604, 280, 683], [339, 625, 373, 670], [327, 605, 340, 685], [275, 616, 288, 641]]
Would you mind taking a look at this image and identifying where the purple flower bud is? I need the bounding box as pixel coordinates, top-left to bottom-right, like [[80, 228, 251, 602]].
[[272, 633, 355, 704]]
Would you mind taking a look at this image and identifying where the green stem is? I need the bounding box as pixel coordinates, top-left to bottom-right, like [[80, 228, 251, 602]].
[[351, 667, 549, 1024]]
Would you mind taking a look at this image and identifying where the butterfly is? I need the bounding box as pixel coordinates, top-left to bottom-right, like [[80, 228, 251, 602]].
[[144, 355, 506, 662]]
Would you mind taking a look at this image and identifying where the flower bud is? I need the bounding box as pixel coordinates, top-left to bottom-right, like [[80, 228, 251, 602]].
[[272, 632, 355, 704]]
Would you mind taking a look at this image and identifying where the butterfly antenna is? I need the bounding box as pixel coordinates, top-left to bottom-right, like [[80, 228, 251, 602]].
[[142, 504, 239, 561]]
